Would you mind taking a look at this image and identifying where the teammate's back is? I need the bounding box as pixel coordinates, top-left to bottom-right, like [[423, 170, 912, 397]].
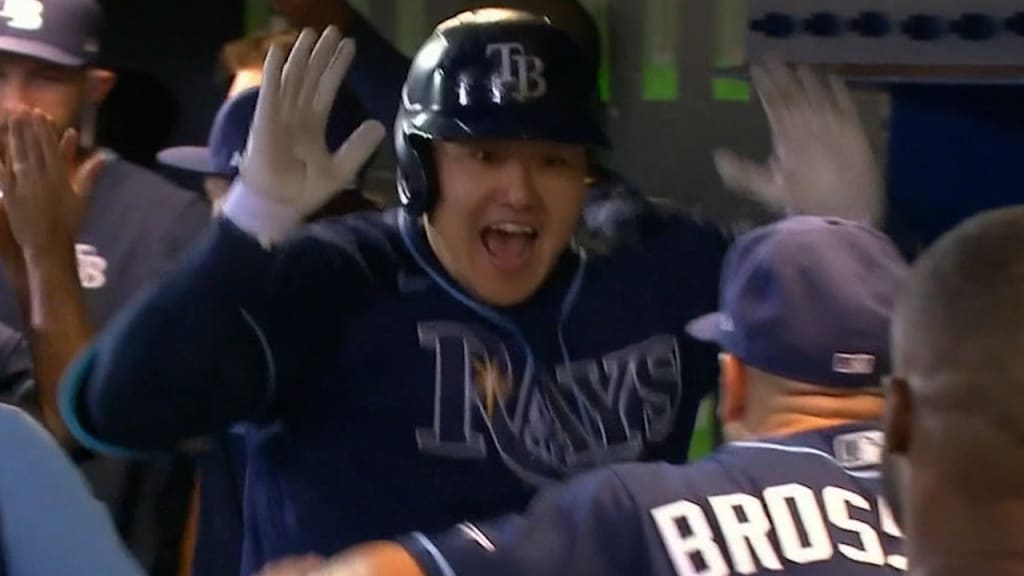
[[303, 216, 908, 576], [620, 423, 903, 575]]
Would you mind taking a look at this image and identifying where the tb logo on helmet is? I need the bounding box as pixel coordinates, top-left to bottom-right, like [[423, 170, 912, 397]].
[[486, 42, 547, 102]]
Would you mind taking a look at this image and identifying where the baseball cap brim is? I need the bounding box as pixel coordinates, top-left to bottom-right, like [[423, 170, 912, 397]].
[[0, 38, 85, 67], [157, 146, 220, 175], [685, 312, 725, 344]]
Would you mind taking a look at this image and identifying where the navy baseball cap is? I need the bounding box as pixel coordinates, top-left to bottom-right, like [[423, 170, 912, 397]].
[[158, 87, 259, 177], [0, 0, 102, 67], [686, 216, 908, 388], [159, 84, 371, 179]]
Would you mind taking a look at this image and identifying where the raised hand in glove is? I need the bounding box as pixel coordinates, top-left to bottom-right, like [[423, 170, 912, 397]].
[[713, 61, 883, 225], [222, 26, 386, 246]]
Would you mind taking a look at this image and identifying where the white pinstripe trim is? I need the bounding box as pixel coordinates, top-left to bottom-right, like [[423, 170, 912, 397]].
[[457, 522, 496, 552], [729, 441, 881, 479], [240, 308, 276, 416], [411, 532, 457, 576]]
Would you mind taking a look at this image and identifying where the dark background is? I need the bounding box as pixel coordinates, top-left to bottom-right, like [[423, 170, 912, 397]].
[[94, 0, 892, 226]]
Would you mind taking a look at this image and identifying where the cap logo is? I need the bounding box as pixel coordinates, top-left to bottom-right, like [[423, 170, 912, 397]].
[[0, 0, 42, 31], [486, 42, 547, 102], [832, 353, 876, 375]]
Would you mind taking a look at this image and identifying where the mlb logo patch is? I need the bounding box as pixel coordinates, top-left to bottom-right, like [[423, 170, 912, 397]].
[[832, 353, 875, 375], [834, 430, 884, 469]]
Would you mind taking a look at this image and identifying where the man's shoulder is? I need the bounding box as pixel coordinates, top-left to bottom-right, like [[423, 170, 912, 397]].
[[304, 208, 401, 248], [582, 192, 729, 258], [611, 424, 885, 504], [94, 158, 207, 214], [290, 209, 408, 277], [726, 424, 884, 467]]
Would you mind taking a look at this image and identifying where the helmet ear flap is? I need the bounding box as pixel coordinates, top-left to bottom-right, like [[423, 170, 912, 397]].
[[395, 128, 438, 215]]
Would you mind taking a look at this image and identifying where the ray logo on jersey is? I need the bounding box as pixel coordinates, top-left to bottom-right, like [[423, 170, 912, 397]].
[[415, 322, 683, 484]]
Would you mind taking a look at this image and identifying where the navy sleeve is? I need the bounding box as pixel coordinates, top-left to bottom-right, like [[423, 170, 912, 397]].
[[345, 9, 411, 128], [0, 406, 143, 576], [401, 469, 644, 576], [60, 217, 371, 455]]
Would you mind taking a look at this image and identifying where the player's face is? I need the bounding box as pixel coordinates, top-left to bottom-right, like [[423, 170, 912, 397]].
[[428, 139, 589, 306], [0, 52, 86, 133]]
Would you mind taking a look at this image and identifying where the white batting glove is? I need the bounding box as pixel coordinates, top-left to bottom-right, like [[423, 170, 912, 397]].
[[222, 26, 386, 245], [714, 61, 883, 226]]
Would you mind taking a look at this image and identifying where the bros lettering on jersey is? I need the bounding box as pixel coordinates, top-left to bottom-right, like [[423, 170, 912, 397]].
[[415, 322, 683, 485], [652, 483, 906, 575]]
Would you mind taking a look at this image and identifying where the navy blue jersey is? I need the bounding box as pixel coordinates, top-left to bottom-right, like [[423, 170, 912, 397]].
[[0, 156, 210, 575], [0, 155, 210, 330], [404, 423, 904, 576], [65, 202, 726, 573]]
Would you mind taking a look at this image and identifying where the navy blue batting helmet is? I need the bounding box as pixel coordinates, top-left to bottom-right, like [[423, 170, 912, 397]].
[[395, 8, 608, 214]]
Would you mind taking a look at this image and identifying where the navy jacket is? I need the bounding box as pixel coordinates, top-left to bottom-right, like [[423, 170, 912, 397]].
[[64, 200, 726, 572], [405, 423, 904, 575]]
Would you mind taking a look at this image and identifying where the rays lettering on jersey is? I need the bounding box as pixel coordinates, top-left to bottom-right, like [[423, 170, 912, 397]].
[[415, 322, 682, 485], [652, 484, 906, 575]]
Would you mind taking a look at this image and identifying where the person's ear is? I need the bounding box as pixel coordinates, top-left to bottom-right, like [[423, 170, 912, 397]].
[[84, 68, 117, 105], [884, 376, 912, 456]]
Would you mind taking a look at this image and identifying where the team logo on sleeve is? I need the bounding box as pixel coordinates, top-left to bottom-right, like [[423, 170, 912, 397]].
[[75, 244, 108, 289], [415, 322, 682, 485], [487, 43, 547, 102]]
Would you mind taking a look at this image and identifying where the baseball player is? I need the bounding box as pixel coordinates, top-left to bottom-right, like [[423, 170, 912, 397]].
[[60, 12, 879, 574], [0, 0, 209, 572], [885, 206, 1024, 575], [260, 216, 909, 576]]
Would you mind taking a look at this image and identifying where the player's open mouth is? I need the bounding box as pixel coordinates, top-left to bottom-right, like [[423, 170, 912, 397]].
[[481, 222, 538, 271]]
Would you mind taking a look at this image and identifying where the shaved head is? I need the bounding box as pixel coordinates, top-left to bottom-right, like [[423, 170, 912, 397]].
[[893, 205, 1024, 436], [887, 206, 1024, 572]]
